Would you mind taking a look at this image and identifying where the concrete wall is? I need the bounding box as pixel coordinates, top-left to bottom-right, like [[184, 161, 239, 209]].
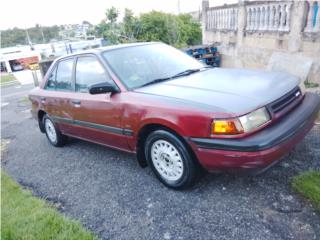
[[201, 0, 320, 84]]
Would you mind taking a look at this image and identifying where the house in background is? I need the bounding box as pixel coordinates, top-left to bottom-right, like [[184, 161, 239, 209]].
[[0, 47, 41, 73]]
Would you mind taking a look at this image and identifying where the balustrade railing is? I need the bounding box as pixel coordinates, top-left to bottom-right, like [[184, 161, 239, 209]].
[[206, 5, 238, 31], [245, 1, 292, 32], [204, 1, 320, 35]]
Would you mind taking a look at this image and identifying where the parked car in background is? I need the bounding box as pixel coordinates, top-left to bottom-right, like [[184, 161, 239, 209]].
[[29, 42, 320, 189], [11, 62, 24, 71]]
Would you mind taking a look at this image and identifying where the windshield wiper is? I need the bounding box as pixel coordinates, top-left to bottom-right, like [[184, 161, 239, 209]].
[[139, 77, 172, 88], [170, 68, 201, 78], [140, 67, 210, 88]]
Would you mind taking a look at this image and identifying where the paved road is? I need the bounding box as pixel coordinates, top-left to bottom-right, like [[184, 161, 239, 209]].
[[2, 85, 320, 240]]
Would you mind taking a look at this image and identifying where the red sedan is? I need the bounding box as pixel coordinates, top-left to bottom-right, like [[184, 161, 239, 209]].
[[29, 42, 320, 189]]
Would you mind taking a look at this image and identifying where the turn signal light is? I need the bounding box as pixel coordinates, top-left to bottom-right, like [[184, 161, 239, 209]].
[[212, 119, 244, 135]]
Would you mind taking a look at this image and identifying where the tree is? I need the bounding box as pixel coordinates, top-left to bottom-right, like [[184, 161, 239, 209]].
[[1, 25, 61, 47], [106, 7, 119, 24], [177, 14, 202, 46], [123, 8, 137, 40], [135, 11, 202, 47], [93, 7, 121, 44], [93, 8, 202, 47]]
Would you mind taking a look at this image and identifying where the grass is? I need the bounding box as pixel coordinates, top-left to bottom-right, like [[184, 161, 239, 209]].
[[1, 170, 96, 240], [304, 81, 319, 88], [0, 73, 16, 84], [292, 171, 320, 208]]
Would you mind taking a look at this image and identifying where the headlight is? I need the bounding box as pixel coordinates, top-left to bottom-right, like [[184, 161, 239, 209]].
[[212, 107, 270, 135], [239, 107, 270, 132]]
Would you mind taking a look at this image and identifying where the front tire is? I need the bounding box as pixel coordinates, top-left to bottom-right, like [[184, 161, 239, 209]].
[[43, 115, 67, 147], [145, 130, 200, 189]]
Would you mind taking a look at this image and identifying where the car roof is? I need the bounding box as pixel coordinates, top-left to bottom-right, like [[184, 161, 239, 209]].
[[55, 42, 159, 61], [97, 41, 158, 52]]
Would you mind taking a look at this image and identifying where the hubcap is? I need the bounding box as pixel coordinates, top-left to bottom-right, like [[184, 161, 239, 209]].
[[45, 119, 57, 143], [151, 140, 184, 181]]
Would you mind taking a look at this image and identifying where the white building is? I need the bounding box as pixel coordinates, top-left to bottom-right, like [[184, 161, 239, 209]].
[[0, 47, 41, 73]]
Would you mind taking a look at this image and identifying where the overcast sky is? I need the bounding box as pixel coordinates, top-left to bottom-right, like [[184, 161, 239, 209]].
[[0, 0, 237, 30]]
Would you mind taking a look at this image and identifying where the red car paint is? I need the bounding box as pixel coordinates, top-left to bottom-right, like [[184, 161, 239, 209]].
[[29, 43, 320, 173], [190, 111, 316, 172]]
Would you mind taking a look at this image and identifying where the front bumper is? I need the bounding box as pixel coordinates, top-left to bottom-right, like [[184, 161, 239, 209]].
[[189, 93, 320, 173]]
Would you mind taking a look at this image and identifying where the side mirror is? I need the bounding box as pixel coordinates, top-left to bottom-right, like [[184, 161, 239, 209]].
[[89, 82, 120, 95]]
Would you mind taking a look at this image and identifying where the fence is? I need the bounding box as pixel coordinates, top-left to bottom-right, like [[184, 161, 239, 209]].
[[206, 5, 238, 31]]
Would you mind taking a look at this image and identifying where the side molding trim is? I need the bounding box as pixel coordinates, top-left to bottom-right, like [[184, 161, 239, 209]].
[[51, 116, 133, 136]]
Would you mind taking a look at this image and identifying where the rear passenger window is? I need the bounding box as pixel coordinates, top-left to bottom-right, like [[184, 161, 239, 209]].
[[45, 65, 57, 90], [75, 56, 112, 93], [55, 58, 74, 91]]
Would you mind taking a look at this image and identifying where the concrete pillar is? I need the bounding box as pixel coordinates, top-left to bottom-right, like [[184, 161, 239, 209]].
[[201, 0, 209, 44], [288, 1, 306, 52], [235, 0, 246, 68], [5, 60, 12, 73], [237, 0, 246, 46]]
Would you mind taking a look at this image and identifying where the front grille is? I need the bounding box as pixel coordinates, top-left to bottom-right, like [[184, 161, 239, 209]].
[[269, 86, 302, 117]]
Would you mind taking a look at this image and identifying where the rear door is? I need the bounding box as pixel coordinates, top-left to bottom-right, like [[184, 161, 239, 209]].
[[42, 57, 76, 134], [68, 54, 130, 151]]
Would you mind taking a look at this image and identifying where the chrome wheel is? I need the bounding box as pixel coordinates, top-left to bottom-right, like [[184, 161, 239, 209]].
[[151, 140, 184, 181], [45, 118, 57, 143]]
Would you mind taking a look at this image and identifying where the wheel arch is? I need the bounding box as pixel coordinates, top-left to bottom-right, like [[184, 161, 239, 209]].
[[135, 122, 197, 168], [38, 109, 46, 133]]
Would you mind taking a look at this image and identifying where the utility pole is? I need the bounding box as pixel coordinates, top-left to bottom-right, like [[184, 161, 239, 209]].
[[25, 28, 34, 50], [178, 0, 181, 14], [40, 25, 45, 43]]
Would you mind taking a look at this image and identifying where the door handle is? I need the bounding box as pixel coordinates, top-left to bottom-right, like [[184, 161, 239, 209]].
[[71, 100, 81, 105]]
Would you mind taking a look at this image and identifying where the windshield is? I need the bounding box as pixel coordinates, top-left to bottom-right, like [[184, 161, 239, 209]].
[[102, 43, 205, 89]]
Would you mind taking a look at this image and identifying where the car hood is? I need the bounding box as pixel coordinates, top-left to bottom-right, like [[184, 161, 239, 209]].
[[134, 68, 300, 114]]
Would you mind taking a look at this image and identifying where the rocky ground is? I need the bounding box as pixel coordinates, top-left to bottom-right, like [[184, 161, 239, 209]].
[[2, 84, 320, 240]]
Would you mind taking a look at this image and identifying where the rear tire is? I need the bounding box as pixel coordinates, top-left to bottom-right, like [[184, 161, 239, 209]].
[[43, 115, 67, 147], [145, 130, 200, 189]]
